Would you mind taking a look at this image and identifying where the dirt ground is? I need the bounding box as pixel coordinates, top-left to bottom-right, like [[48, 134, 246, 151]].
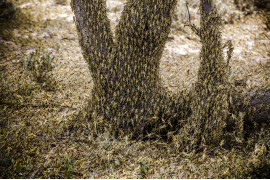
[[0, 0, 269, 178]]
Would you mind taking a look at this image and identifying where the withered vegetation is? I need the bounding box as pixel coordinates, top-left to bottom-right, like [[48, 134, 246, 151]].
[[0, 0, 269, 178]]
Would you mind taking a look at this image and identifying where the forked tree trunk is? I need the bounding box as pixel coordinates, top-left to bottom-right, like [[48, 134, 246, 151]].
[[71, 0, 189, 138], [70, 0, 269, 142]]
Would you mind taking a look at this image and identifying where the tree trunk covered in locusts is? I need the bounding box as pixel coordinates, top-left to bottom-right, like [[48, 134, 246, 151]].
[[70, 0, 190, 138], [69, 0, 270, 148], [174, 0, 233, 151], [175, 0, 269, 151]]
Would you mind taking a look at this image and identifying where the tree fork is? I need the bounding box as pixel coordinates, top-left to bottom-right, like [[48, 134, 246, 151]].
[[70, 0, 189, 138]]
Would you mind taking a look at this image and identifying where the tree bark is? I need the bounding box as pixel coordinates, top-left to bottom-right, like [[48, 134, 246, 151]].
[[71, 0, 189, 138], [176, 0, 233, 150], [176, 0, 269, 151], [241, 89, 270, 124], [70, 0, 269, 142]]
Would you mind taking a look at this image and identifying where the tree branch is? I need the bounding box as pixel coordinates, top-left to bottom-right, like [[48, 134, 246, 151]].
[[184, 2, 200, 36], [71, 0, 114, 81]]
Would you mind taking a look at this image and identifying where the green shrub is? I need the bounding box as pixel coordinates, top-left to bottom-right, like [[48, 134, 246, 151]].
[[62, 155, 72, 179], [22, 50, 56, 90], [139, 160, 149, 179]]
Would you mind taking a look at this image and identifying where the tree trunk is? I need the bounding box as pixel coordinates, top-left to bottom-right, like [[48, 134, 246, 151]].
[[70, 0, 269, 143], [71, 0, 189, 138], [175, 0, 269, 151], [176, 0, 240, 151], [239, 89, 270, 124], [194, 0, 231, 145]]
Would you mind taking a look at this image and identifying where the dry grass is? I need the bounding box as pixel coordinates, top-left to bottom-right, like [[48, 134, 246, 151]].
[[0, 0, 269, 178]]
